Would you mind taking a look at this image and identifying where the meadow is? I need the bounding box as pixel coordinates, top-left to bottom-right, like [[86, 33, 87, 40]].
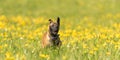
[[0, 0, 120, 60]]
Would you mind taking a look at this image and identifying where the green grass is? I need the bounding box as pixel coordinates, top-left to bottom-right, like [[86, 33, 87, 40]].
[[0, 0, 120, 60], [0, 0, 120, 18]]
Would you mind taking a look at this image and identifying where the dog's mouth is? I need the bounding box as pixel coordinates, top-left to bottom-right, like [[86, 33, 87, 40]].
[[53, 31, 58, 34]]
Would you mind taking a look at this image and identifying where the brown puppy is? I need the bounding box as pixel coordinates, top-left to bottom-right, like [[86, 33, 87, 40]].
[[42, 17, 62, 48]]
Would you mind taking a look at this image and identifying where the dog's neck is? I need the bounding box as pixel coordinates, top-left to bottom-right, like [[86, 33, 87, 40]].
[[48, 32, 59, 40]]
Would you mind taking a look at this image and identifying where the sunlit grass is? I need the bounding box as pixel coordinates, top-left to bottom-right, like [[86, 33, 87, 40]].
[[0, 0, 120, 60], [0, 14, 120, 60]]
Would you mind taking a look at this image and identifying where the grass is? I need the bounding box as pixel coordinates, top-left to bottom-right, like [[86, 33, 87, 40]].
[[0, 0, 120, 60]]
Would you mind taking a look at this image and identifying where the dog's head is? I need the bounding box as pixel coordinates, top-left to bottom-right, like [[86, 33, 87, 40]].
[[49, 17, 60, 36]]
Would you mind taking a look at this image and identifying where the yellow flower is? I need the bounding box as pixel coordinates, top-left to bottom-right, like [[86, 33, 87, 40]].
[[93, 47, 98, 51], [106, 52, 111, 56], [115, 45, 119, 49], [0, 21, 5, 29], [21, 55, 26, 60], [82, 43, 87, 49], [83, 16, 89, 20], [5, 52, 15, 60], [25, 43, 29, 47], [6, 52, 12, 58], [62, 55, 67, 60], [4, 44, 8, 47], [103, 42, 107, 47], [100, 34, 106, 39], [116, 13, 120, 18], [89, 50, 94, 55], [0, 45, 2, 49], [0, 15, 7, 21], [106, 13, 113, 19], [39, 54, 49, 59]]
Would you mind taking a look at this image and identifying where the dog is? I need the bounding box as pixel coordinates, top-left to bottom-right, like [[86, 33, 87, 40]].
[[42, 17, 62, 48]]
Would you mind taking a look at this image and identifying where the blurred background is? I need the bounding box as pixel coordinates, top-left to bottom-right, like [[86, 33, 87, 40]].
[[0, 0, 120, 60], [0, 0, 120, 18]]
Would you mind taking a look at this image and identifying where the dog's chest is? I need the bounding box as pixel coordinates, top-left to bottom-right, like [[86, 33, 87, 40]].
[[46, 34, 60, 46], [45, 34, 51, 44]]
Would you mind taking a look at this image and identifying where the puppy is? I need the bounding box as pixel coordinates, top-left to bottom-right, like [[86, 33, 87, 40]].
[[42, 17, 62, 48]]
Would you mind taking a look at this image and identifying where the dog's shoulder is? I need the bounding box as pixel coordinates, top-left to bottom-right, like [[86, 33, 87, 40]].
[[42, 32, 50, 41], [42, 32, 51, 48]]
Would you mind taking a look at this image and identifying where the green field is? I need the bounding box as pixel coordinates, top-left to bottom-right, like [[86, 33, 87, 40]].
[[0, 0, 120, 60]]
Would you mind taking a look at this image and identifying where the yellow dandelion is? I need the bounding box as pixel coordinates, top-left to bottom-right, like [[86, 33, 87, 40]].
[[0, 21, 5, 29], [89, 50, 94, 55], [4, 44, 8, 47], [5, 52, 15, 60], [62, 55, 67, 60], [116, 13, 120, 18], [6, 52, 11, 58], [83, 16, 89, 20], [25, 43, 29, 47], [106, 52, 111, 56], [21, 55, 26, 60], [115, 45, 119, 49], [0, 15, 7, 21], [82, 43, 87, 49], [0, 45, 2, 49], [93, 47, 98, 51], [39, 54, 49, 59], [106, 13, 113, 19], [103, 42, 107, 47]]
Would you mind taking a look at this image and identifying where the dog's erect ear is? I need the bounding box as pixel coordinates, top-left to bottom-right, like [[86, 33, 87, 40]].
[[57, 17, 60, 26], [49, 19, 53, 23]]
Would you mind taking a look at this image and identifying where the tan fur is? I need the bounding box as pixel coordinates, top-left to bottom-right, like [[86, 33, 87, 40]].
[[42, 32, 51, 48], [42, 17, 62, 48], [42, 32, 62, 48]]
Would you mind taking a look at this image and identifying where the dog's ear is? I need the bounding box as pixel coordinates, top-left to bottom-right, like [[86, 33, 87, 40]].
[[57, 17, 60, 26], [49, 19, 53, 23]]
